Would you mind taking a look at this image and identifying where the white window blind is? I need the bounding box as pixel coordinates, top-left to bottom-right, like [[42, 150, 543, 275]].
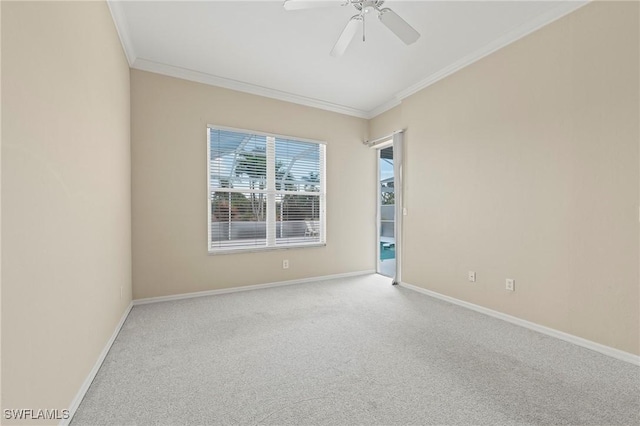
[[208, 126, 326, 253]]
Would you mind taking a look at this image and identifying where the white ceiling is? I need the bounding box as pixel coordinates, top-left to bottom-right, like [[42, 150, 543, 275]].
[[109, 1, 586, 118]]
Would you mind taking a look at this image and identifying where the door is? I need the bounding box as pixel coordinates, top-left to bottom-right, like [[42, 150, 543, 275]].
[[377, 144, 396, 278]]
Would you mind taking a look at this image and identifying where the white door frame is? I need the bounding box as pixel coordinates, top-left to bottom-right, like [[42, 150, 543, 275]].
[[375, 140, 393, 277], [368, 131, 404, 284], [392, 131, 404, 285]]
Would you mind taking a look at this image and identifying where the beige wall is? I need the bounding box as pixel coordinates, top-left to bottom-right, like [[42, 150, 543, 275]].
[[0, 0, 2, 412], [370, 1, 640, 355], [1, 2, 637, 421], [131, 70, 374, 299], [1, 1, 131, 421], [1, 1, 4, 412], [369, 105, 404, 142]]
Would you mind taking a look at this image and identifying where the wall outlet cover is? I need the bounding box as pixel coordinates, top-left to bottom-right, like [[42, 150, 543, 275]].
[[506, 279, 515, 291]]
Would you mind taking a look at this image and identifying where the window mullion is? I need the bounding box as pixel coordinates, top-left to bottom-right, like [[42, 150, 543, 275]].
[[266, 136, 276, 247], [319, 144, 326, 244]]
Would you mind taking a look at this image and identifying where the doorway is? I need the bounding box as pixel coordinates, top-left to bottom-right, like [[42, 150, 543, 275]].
[[377, 145, 395, 278]]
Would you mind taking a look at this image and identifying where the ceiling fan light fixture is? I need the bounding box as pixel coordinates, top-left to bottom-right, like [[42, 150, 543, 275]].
[[283, 0, 420, 55]]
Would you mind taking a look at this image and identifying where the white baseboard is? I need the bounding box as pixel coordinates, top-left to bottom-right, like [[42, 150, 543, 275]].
[[62, 302, 134, 426], [133, 270, 376, 306], [62, 271, 372, 424], [400, 282, 640, 367], [66, 274, 635, 426]]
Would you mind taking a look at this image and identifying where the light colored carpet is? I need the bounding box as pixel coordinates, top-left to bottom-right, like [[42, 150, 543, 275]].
[[72, 274, 640, 425]]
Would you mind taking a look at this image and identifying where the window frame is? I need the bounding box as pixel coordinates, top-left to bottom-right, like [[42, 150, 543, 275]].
[[207, 125, 327, 255]]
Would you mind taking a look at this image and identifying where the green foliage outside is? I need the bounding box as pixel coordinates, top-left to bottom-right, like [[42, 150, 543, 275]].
[[381, 180, 394, 205], [212, 148, 320, 222], [381, 191, 395, 205]]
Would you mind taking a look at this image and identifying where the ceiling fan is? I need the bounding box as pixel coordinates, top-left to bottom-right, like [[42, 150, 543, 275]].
[[283, 0, 420, 57]]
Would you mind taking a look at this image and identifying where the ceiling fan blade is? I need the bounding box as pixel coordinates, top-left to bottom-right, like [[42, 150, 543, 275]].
[[330, 15, 362, 57], [283, 0, 344, 11], [378, 8, 420, 45]]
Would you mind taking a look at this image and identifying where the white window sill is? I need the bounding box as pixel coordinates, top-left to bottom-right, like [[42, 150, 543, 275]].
[[208, 242, 326, 255]]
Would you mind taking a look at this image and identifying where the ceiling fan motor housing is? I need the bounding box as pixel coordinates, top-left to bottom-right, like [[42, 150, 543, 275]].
[[284, 0, 419, 56], [353, 0, 385, 14]]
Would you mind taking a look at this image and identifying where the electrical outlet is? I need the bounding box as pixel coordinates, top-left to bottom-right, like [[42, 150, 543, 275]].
[[506, 279, 515, 291], [468, 271, 476, 282], [282, 259, 289, 269]]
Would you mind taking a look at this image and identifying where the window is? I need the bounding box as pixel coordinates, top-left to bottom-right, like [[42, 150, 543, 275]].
[[208, 126, 326, 253]]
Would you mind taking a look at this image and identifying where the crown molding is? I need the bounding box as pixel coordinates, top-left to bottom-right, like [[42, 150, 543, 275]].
[[108, 0, 588, 121], [106, 0, 136, 66], [366, 98, 402, 119], [387, 0, 589, 110], [132, 58, 371, 119]]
